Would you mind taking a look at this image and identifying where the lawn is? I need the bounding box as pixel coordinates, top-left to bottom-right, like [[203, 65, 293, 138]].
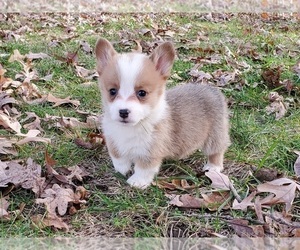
[[1, 12, 300, 238]]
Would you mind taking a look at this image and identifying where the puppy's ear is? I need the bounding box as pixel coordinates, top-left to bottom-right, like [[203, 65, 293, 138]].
[[95, 38, 117, 75], [150, 42, 175, 79]]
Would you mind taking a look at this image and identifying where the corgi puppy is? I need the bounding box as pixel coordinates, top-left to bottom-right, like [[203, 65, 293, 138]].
[[95, 38, 230, 189]]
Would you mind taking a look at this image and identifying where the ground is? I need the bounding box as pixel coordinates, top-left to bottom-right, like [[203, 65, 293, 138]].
[[0, 12, 300, 238]]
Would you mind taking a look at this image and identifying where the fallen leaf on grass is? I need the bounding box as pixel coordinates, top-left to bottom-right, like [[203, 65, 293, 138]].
[[80, 40, 92, 54], [189, 68, 212, 84], [257, 178, 300, 213], [36, 183, 86, 216], [166, 194, 207, 208], [75, 66, 98, 80], [265, 92, 287, 120], [31, 214, 69, 232], [45, 93, 80, 107], [228, 218, 265, 237], [232, 191, 256, 211], [0, 92, 18, 109], [54, 48, 80, 66], [25, 52, 50, 60], [205, 169, 231, 190], [0, 196, 10, 220], [264, 211, 300, 237], [8, 49, 25, 63], [0, 137, 18, 156], [153, 178, 195, 190], [132, 40, 142, 53], [16, 135, 51, 146], [201, 191, 231, 211], [20, 112, 44, 132], [212, 69, 239, 87], [26, 93, 80, 107], [262, 66, 282, 88], [44, 114, 98, 130], [0, 111, 22, 134], [294, 150, 300, 178], [0, 158, 45, 195]]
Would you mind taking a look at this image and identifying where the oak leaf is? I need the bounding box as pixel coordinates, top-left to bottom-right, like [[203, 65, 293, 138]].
[[205, 169, 231, 190], [0, 158, 45, 195], [0, 137, 18, 156], [257, 178, 300, 213], [31, 214, 69, 232], [166, 194, 207, 208], [36, 184, 86, 216], [232, 191, 256, 211]]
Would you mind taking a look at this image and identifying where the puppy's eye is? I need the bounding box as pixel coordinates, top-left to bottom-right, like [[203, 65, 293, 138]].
[[109, 88, 118, 96], [137, 90, 147, 97]]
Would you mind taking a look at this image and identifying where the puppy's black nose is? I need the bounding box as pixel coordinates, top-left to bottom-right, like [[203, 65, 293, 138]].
[[119, 109, 130, 118]]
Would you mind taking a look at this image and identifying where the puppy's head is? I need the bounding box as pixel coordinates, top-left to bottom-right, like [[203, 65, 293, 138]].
[[95, 38, 175, 126]]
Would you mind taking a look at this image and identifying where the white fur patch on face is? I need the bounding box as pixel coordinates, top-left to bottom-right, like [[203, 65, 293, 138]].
[[108, 53, 151, 125], [117, 54, 145, 98]]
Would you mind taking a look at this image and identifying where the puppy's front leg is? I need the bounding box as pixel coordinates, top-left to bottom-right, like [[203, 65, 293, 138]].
[[111, 156, 132, 176], [127, 159, 161, 189], [203, 151, 224, 172]]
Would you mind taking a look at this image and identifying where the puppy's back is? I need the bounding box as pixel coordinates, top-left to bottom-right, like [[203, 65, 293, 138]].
[[166, 83, 229, 158]]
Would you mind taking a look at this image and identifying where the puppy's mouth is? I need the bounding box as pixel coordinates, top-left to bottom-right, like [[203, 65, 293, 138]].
[[118, 118, 138, 126]]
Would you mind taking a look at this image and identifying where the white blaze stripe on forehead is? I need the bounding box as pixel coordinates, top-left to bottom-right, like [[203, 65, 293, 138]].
[[117, 53, 145, 99]]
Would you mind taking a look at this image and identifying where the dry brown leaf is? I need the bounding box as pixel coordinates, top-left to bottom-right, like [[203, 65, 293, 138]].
[[80, 40, 92, 54], [46, 93, 80, 107], [228, 219, 265, 237], [44, 114, 98, 130], [152, 178, 195, 190], [0, 196, 10, 220], [16, 136, 51, 146], [257, 178, 300, 212], [8, 49, 25, 63], [0, 158, 45, 195], [66, 165, 90, 182], [189, 68, 213, 83], [0, 137, 18, 156], [26, 93, 80, 107], [132, 40, 142, 53], [294, 150, 300, 178], [201, 191, 231, 211], [36, 183, 86, 216], [212, 69, 239, 87], [232, 191, 257, 211], [25, 52, 49, 60], [0, 111, 22, 134], [205, 169, 231, 190], [0, 92, 18, 109], [55, 48, 79, 66], [75, 66, 98, 80], [262, 66, 282, 88], [31, 214, 69, 232], [166, 194, 207, 208], [21, 112, 44, 132], [266, 100, 287, 120]]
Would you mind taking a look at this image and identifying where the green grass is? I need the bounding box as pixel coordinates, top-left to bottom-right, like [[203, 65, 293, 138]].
[[1, 13, 300, 237]]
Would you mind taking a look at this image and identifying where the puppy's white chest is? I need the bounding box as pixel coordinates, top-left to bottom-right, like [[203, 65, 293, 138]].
[[103, 119, 153, 159]]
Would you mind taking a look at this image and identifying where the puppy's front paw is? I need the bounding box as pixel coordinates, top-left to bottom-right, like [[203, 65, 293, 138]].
[[111, 157, 131, 176], [203, 164, 223, 172], [127, 174, 153, 189]]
